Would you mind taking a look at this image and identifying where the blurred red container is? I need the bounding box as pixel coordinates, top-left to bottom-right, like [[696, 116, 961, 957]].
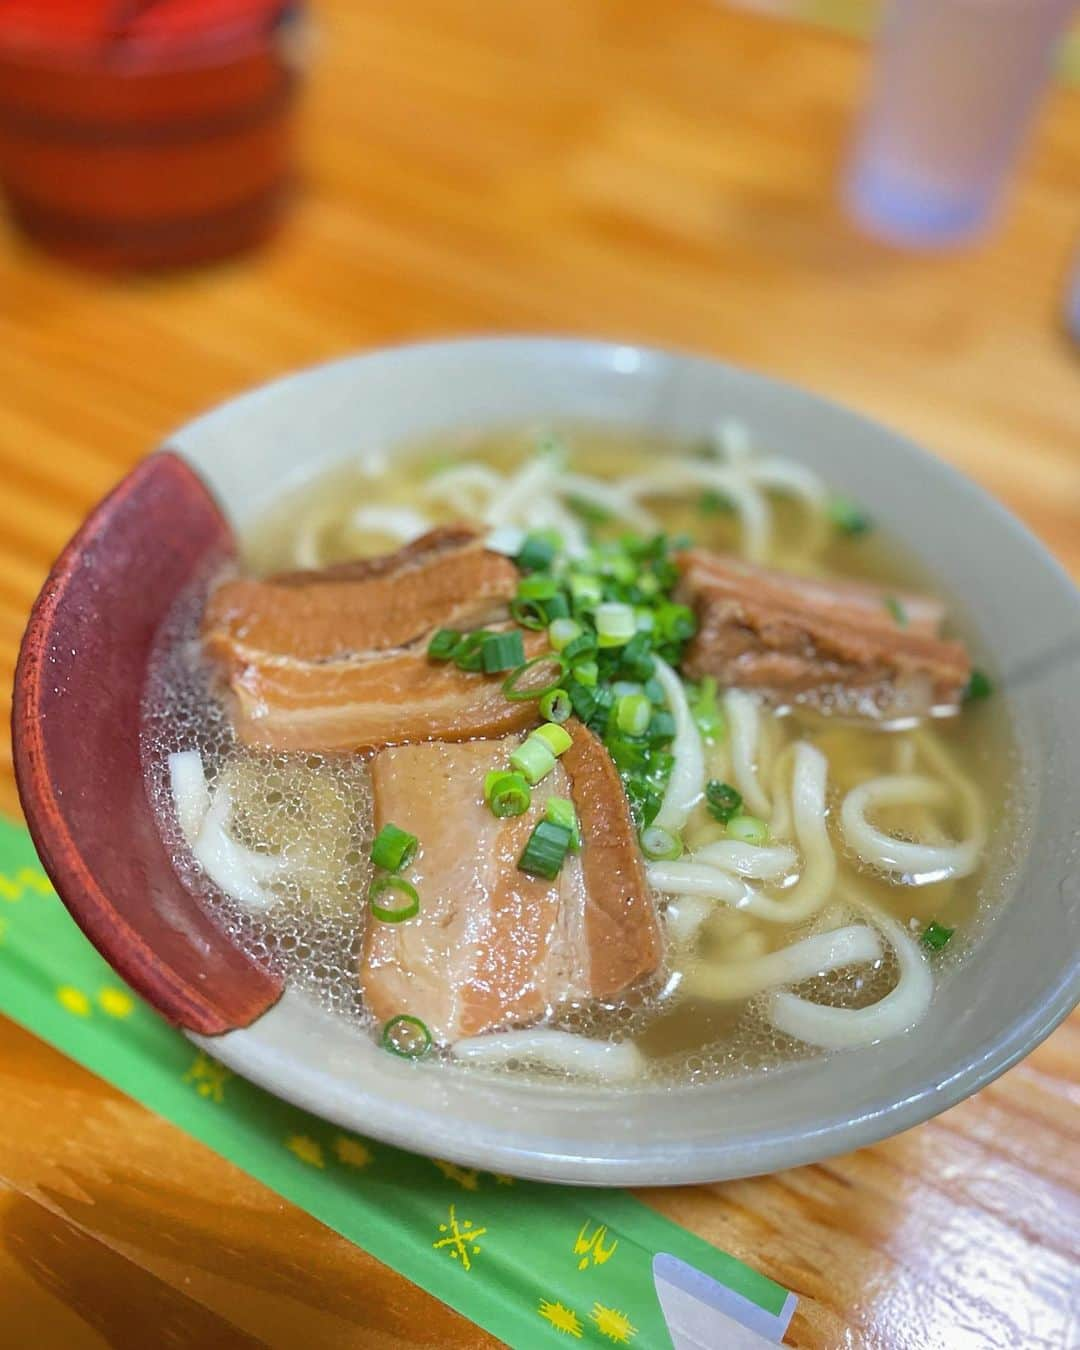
[[0, 0, 305, 270]]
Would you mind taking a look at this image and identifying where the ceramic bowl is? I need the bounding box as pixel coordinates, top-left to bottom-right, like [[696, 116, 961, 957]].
[[14, 338, 1080, 1185]]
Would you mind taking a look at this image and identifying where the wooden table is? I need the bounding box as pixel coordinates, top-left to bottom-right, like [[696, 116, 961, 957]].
[[0, 3, 1077, 1345]]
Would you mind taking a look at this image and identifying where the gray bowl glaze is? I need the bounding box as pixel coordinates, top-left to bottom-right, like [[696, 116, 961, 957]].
[[167, 337, 1080, 1185]]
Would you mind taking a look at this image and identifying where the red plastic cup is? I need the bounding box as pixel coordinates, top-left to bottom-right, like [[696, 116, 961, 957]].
[[0, 1, 306, 270]]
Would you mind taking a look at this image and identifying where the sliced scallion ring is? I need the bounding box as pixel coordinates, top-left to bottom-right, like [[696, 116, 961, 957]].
[[369, 876, 420, 923], [381, 1014, 433, 1058], [501, 652, 567, 702], [640, 825, 683, 861]]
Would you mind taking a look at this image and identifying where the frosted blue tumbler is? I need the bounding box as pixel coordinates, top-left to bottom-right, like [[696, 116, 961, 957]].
[[845, 0, 1077, 247]]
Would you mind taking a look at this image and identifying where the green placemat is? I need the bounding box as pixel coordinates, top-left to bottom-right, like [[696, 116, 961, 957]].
[[0, 815, 794, 1347]]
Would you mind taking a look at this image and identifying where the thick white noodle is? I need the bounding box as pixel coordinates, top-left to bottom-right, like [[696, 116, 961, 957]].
[[650, 742, 837, 925], [652, 656, 706, 834], [841, 773, 984, 882], [712, 417, 753, 463], [692, 840, 798, 880], [724, 689, 772, 819], [452, 1029, 644, 1083], [485, 453, 557, 522], [169, 751, 284, 911], [767, 741, 797, 842], [422, 464, 502, 518], [682, 924, 883, 1003], [767, 905, 933, 1049], [647, 861, 751, 904], [621, 462, 771, 562], [168, 750, 210, 847], [347, 506, 430, 543], [663, 894, 715, 947], [744, 456, 829, 562], [559, 472, 657, 531]]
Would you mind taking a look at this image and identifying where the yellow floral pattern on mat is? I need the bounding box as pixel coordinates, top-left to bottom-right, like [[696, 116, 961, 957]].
[[538, 1299, 584, 1338], [574, 1221, 618, 1270], [591, 1302, 638, 1344], [333, 1134, 374, 1169], [434, 1204, 486, 1271], [56, 985, 91, 1016], [184, 1052, 233, 1104], [286, 1134, 325, 1168]]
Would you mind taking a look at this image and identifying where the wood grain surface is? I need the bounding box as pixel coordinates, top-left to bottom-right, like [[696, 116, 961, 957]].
[[0, 2, 1077, 1346]]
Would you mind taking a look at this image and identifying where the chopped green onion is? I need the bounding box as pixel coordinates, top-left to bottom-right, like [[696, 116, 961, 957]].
[[566, 494, 612, 527], [452, 631, 489, 671], [370, 823, 418, 871], [640, 825, 682, 861], [484, 770, 532, 818], [634, 608, 656, 633], [545, 796, 581, 851], [539, 687, 572, 723], [533, 722, 573, 756], [690, 677, 725, 742], [964, 668, 994, 702], [646, 710, 676, 744], [654, 602, 696, 644], [561, 631, 597, 663], [921, 920, 955, 952], [543, 592, 570, 620], [510, 736, 557, 785], [571, 658, 599, 688], [509, 597, 548, 630], [480, 630, 525, 673], [569, 573, 603, 608], [427, 628, 461, 661], [883, 595, 908, 628], [616, 693, 652, 736], [502, 653, 567, 702], [617, 632, 655, 681], [517, 574, 559, 601], [518, 820, 573, 879], [515, 532, 557, 572], [625, 779, 663, 830], [726, 814, 769, 845], [549, 617, 582, 651], [698, 488, 735, 515], [595, 602, 637, 648], [369, 876, 421, 923], [612, 680, 643, 699], [828, 494, 872, 537], [566, 678, 598, 722], [705, 780, 742, 823], [381, 1014, 433, 1059]]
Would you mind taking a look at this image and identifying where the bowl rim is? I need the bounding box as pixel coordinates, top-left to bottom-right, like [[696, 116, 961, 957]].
[[29, 334, 1080, 1185]]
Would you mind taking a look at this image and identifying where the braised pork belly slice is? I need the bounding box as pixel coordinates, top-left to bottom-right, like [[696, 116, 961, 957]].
[[361, 721, 661, 1044], [211, 627, 549, 753], [676, 550, 971, 720], [204, 526, 518, 665]]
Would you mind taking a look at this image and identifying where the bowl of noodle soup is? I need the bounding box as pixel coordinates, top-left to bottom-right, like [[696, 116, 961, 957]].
[[13, 337, 1080, 1184]]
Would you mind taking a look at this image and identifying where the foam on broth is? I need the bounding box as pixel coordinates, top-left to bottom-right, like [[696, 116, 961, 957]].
[[142, 426, 1023, 1087]]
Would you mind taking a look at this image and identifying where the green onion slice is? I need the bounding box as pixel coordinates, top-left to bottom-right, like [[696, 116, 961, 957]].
[[369, 876, 421, 923], [427, 628, 461, 660], [484, 770, 532, 818], [594, 601, 637, 648], [518, 820, 573, 879], [640, 825, 683, 861], [515, 533, 557, 572], [921, 920, 955, 952], [726, 814, 769, 846], [548, 617, 582, 651], [381, 1014, 433, 1059], [501, 653, 567, 702], [828, 494, 872, 537], [883, 595, 908, 628], [480, 629, 525, 673], [616, 692, 652, 736], [510, 736, 557, 786], [532, 722, 573, 757], [370, 822, 418, 871], [705, 780, 742, 824], [545, 796, 581, 851], [964, 668, 994, 702], [517, 574, 560, 601], [539, 687, 572, 724]]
